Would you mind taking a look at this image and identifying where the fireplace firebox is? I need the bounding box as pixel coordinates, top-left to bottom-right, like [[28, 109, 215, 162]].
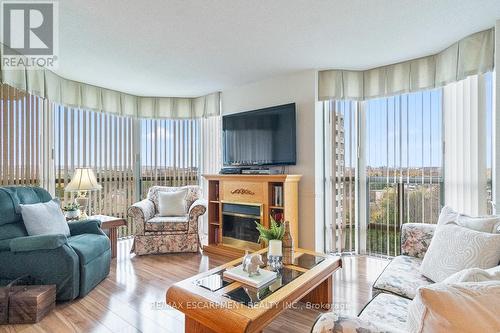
[[222, 202, 262, 251]]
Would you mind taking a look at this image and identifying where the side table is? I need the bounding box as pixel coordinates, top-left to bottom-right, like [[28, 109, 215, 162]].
[[88, 215, 127, 259]]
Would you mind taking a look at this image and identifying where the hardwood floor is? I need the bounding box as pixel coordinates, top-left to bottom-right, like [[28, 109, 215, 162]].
[[1, 240, 388, 333]]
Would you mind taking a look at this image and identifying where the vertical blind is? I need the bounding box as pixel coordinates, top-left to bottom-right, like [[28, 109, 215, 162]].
[[53, 105, 136, 236], [443, 74, 490, 215], [140, 118, 200, 198], [365, 90, 443, 256], [0, 84, 48, 187], [324, 100, 358, 254], [199, 115, 222, 234]]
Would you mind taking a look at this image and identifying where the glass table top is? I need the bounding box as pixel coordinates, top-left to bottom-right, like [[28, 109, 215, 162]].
[[193, 252, 326, 306], [224, 266, 304, 306]]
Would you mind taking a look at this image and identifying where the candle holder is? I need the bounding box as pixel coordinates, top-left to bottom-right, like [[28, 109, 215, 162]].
[[267, 255, 283, 271]]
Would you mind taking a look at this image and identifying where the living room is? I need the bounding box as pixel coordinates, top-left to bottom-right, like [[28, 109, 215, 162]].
[[0, 1, 499, 332]]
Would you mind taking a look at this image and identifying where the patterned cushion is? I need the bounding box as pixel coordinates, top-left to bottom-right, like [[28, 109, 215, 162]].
[[147, 186, 201, 212], [373, 255, 433, 299], [311, 293, 409, 333], [359, 293, 410, 332], [400, 223, 436, 258], [145, 215, 189, 232], [312, 313, 392, 333]]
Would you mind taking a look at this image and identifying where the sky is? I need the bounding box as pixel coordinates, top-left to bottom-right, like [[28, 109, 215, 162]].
[[340, 72, 493, 169]]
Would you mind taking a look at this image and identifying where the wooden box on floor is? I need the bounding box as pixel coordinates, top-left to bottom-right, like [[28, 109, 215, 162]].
[[8, 285, 56, 324], [0, 289, 7, 324]]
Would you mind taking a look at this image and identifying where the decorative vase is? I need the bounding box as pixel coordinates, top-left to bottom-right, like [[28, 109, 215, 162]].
[[65, 210, 80, 220], [282, 221, 294, 265]]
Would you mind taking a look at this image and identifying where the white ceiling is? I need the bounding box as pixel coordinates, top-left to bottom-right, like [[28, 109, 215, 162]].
[[57, 0, 500, 97]]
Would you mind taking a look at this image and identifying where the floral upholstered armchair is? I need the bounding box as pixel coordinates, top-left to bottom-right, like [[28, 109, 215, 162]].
[[127, 186, 207, 255]]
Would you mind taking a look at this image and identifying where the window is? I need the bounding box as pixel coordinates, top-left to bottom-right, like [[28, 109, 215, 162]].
[[365, 90, 443, 256], [325, 89, 444, 256], [53, 105, 136, 236], [324, 100, 357, 254], [140, 118, 200, 197], [0, 84, 48, 187]]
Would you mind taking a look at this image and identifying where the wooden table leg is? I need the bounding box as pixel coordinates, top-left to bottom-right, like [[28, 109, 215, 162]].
[[185, 317, 217, 333], [108, 227, 117, 258], [300, 275, 333, 310]]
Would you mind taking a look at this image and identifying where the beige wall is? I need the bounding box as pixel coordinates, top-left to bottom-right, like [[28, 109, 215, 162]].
[[221, 70, 323, 251]]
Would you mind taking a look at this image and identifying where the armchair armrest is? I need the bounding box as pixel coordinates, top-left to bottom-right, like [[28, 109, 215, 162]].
[[187, 199, 207, 235], [400, 223, 437, 258], [68, 219, 104, 236], [189, 199, 207, 218], [128, 199, 156, 235], [9, 234, 68, 252]]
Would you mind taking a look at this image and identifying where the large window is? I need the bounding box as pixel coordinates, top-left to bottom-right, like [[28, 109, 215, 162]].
[[325, 89, 444, 256], [324, 100, 357, 254], [365, 90, 443, 256], [140, 118, 200, 197], [0, 84, 47, 187], [54, 106, 136, 236]]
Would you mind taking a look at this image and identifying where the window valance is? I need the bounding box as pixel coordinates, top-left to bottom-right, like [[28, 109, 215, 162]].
[[0, 45, 220, 119], [319, 28, 494, 101]]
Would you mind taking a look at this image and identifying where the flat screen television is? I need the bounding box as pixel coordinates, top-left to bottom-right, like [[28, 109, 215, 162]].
[[223, 103, 296, 166]]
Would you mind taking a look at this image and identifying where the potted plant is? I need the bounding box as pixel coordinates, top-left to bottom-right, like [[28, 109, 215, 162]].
[[62, 202, 81, 220], [255, 216, 284, 258]]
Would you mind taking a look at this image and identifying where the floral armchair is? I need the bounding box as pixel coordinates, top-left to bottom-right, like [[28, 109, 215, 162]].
[[127, 185, 207, 255]]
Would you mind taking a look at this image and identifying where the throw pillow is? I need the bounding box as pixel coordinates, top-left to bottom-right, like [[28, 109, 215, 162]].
[[436, 205, 459, 225], [158, 189, 187, 217], [455, 214, 500, 233], [442, 266, 500, 283], [407, 281, 500, 333], [19, 199, 70, 236], [420, 224, 500, 282], [437, 206, 500, 233]]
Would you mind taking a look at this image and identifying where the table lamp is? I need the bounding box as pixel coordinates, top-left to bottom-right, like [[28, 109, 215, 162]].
[[65, 168, 102, 219]]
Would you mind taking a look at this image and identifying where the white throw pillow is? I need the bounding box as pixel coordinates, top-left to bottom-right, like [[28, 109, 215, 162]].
[[437, 206, 459, 225], [158, 190, 187, 217], [420, 224, 500, 282], [437, 206, 500, 233], [19, 199, 70, 236], [407, 281, 500, 333], [442, 266, 500, 284]]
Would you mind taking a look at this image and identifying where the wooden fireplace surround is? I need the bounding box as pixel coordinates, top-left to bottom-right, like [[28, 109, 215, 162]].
[[202, 174, 301, 257]]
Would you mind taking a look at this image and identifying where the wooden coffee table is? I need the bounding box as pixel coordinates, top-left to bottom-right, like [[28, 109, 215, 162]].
[[88, 215, 127, 258], [166, 248, 342, 333]]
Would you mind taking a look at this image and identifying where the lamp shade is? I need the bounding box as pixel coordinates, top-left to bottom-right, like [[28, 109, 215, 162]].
[[65, 168, 102, 192]]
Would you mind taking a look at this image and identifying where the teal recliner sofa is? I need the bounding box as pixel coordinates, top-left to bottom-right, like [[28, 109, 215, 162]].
[[0, 186, 111, 301]]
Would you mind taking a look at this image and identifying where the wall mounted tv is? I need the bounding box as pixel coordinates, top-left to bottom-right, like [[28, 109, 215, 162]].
[[223, 103, 296, 166]]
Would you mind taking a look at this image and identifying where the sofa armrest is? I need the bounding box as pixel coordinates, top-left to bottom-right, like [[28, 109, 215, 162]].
[[127, 199, 156, 235], [312, 312, 401, 333], [400, 223, 437, 258], [9, 234, 68, 252], [68, 219, 104, 236]]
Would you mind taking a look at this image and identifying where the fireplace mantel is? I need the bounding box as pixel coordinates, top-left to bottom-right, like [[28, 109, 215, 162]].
[[202, 174, 301, 257]]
